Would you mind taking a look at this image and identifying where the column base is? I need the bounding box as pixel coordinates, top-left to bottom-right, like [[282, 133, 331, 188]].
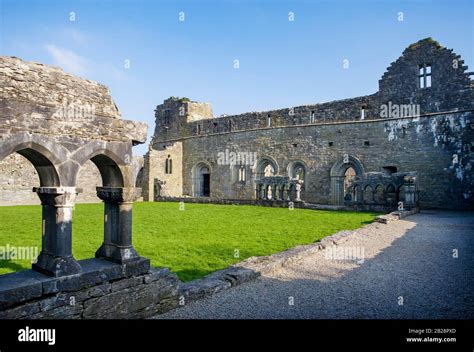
[[32, 252, 82, 277], [95, 243, 141, 264]]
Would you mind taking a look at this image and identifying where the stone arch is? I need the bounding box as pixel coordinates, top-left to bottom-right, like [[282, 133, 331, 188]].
[[73, 148, 125, 188], [0, 140, 61, 187], [330, 155, 365, 205], [363, 185, 374, 204], [397, 184, 404, 205], [192, 161, 211, 197], [374, 184, 385, 203], [90, 154, 125, 188], [386, 184, 397, 206], [0, 133, 68, 164], [287, 160, 307, 183], [255, 156, 278, 179]]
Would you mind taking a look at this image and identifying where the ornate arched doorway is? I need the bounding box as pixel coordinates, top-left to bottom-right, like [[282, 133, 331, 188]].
[[330, 156, 365, 205]]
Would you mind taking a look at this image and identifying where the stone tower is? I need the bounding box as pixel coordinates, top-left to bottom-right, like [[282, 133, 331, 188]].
[[142, 97, 214, 200]]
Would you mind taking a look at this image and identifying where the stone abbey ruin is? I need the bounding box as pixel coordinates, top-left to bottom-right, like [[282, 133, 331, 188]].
[[143, 38, 473, 211], [0, 38, 472, 319]]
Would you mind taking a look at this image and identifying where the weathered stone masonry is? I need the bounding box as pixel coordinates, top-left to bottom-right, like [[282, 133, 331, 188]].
[[145, 38, 474, 210], [0, 56, 186, 320], [0, 38, 473, 320], [0, 56, 148, 277]]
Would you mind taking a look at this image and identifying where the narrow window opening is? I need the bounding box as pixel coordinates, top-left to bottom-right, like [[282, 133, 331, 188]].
[[165, 155, 173, 174], [163, 109, 171, 125], [238, 165, 246, 182], [418, 64, 432, 88]]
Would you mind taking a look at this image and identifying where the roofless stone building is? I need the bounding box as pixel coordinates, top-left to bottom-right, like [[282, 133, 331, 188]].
[[144, 38, 474, 211]]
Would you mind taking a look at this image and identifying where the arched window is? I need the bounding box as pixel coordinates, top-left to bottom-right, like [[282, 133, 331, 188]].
[[291, 162, 306, 183], [165, 155, 173, 174]]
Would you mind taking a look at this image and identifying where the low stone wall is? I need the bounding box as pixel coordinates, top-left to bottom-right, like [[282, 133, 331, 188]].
[[0, 256, 259, 319], [157, 196, 400, 212], [0, 258, 181, 319], [156, 196, 348, 211]]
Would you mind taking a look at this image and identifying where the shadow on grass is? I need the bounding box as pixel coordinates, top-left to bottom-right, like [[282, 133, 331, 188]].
[[0, 260, 29, 272]]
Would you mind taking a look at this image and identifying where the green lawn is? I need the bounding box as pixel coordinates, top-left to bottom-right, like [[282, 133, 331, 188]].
[[0, 202, 377, 281]]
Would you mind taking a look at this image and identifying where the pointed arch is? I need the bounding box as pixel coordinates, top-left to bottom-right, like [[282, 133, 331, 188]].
[[330, 155, 365, 205]]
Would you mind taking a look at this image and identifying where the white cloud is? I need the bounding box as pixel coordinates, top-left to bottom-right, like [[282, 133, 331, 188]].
[[45, 44, 89, 76]]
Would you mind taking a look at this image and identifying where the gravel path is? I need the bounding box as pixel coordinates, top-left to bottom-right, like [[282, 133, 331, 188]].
[[157, 211, 474, 319]]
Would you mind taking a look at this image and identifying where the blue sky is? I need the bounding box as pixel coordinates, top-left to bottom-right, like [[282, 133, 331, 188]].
[[1, 0, 473, 155]]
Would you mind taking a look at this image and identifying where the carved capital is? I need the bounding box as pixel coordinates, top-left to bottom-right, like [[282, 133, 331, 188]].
[[96, 187, 141, 203], [33, 187, 81, 207]]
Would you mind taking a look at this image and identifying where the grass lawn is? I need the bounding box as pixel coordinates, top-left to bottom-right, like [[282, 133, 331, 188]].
[[0, 202, 378, 281]]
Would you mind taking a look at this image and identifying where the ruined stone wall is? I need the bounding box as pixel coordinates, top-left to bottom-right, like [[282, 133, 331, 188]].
[[142, 142, 183, 200], [146, 38, 473, 210], [151, 39, 473, 145], [0, 56, 147, 145], [0, 154, 39, 205], [186, 101, 213, 122], [179, 112, 473, 210]]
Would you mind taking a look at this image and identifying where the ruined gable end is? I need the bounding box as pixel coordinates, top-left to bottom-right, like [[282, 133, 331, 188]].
[[378, 38, 474, 111]]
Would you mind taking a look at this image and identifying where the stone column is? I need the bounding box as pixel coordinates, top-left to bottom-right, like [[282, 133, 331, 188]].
[[255, 184, 261, 200], [95, 187, 141, 264], [32, 187, 82, 277], [271, 184, 277, 200]]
